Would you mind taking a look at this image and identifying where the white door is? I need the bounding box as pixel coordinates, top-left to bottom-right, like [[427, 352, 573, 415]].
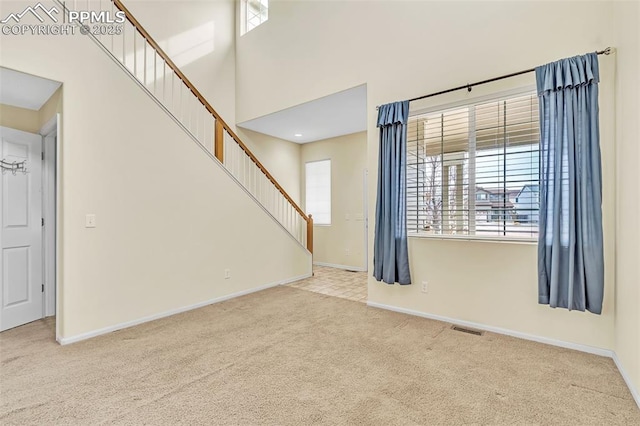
[[0, 127, 43, 331]]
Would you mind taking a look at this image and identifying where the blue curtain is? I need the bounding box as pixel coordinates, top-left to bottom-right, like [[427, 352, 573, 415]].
[[374, 101, 411, 285], [536, 53, 604, 314]]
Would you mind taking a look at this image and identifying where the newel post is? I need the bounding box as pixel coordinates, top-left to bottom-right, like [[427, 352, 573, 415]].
[[214, 120, 224, 163], [306, 214, 314, 254]]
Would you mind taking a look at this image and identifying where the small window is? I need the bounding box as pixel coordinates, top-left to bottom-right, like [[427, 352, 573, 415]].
[[241, 0, 268, 35], [305, 160, 331, 225]]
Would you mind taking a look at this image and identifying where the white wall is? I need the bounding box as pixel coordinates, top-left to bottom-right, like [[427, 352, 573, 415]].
[[0, 0, 311, 340], [613, 0, 640, 398], [301, 132, 367, 270], [236, 1, 618, 349]]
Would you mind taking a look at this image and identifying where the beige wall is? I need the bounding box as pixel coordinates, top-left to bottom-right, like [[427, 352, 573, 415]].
[[39, 86, 62, 128], [613, 0, 640, 398], [0, 103, 40, 133], [238, 128, 302, 204], [235, 0, 618, 350], [124, 0, 236, 126], [368, 64, 617, 350], [301, 132, 367, 270], [0, 1, 310, 340]]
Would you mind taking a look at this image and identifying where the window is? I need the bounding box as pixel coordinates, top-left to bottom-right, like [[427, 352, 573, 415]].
[[241, 0, 268, 35], [406, 92, 540, 239], [305, 160, 331, 225]]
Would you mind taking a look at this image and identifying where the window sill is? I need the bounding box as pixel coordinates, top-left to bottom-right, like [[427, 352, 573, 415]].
[[408, 233, 537, 245]]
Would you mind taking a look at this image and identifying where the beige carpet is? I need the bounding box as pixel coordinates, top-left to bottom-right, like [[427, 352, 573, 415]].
[[1, 286, 638, 425]]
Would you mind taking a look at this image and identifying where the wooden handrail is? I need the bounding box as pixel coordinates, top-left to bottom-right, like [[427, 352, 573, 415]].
[[111, 0, 310, 225]]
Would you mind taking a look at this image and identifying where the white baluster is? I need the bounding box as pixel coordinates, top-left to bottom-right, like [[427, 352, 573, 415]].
[[133, 30, 137, 77], [122, 19, 126, 63], [143, 40, 147, 86], [197, 99, 202, 143], [111, 1, 115, 52], [153, 51, 157, 98]]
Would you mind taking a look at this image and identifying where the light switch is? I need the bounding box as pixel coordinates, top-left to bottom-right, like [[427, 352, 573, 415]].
[[85, 214, 96, 228]]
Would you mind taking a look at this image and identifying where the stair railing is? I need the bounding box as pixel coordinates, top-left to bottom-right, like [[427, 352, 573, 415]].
[[58, 0, 313, 252]]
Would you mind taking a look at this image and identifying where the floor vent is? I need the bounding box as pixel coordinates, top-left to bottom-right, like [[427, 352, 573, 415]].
[[451, 325, 484, 336]]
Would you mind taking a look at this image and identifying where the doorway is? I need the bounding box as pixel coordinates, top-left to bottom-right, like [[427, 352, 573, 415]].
[[0, 67, 61, 333], [0, 127, 43, 330], [0, 118, 58, 332]]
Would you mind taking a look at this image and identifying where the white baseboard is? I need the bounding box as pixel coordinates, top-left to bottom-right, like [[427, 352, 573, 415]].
[[313, 261, 366, 272], [612, 352, 640, 409], [57, 273, 311, 345], [366, 301, 613, 357]]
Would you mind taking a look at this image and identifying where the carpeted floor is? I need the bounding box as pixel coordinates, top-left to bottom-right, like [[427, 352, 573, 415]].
[[1, 286, 638, 425]]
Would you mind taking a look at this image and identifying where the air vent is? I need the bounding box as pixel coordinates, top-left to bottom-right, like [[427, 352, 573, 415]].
[[451, 325, 484, 336]]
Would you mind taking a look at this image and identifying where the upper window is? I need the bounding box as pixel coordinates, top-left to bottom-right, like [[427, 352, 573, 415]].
[[305, 160, 331, 225], [406, 91, 540, 240], [242, 0, 269, 35]]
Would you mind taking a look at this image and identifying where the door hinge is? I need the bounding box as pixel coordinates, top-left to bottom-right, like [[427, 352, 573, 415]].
[[42, 218, 44, 227], [42, 284, 44, 293]]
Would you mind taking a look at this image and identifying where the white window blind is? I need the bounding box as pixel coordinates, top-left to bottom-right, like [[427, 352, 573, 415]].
[[242, 0, 269, 34], [406, 92, 540, 239], [305, 160, 331, 225]]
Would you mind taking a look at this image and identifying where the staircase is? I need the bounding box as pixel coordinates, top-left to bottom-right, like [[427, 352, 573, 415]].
[[56, 0, 313, 253]]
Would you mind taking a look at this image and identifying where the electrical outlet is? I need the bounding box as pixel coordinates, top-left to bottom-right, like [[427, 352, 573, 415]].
[[224, 269, 231, 279], [345, 248, 350, 256], [421, 281, 429, 293]]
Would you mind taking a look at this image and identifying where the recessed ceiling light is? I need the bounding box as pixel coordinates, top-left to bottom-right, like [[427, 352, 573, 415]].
[[294, 133, 303, 137]]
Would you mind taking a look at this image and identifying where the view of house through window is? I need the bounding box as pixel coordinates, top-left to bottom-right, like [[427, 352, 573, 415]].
[[305, 160, 331, 225], [406, 92, 540, 239], [242, 0, 269, 34]]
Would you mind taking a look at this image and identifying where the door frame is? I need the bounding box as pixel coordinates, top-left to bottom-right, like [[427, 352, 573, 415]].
[[363, 168, 368, 272], [39, 115, 59, 322]]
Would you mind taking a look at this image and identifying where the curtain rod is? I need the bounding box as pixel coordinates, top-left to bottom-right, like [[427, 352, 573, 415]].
[[376, 47, 612, 110]]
